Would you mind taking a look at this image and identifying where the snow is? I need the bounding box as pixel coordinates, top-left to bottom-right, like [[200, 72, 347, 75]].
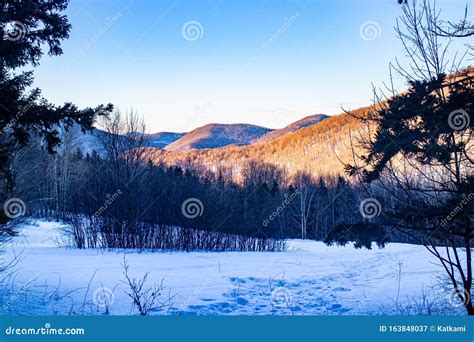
[[0, 219, 458, 315]]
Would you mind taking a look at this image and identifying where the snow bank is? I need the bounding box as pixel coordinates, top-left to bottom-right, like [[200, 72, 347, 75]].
[[0, 219, 456, 315]]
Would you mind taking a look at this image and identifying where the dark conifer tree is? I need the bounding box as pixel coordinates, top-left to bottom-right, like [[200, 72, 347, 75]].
[[0, 0, 113, 223]]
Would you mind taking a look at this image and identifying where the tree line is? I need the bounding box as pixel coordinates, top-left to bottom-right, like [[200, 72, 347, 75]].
[[11, 116, 369, 243]]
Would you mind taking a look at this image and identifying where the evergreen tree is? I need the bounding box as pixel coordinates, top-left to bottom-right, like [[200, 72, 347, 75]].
[[0, 0, 113, 223], [341, 0, 474, 314]]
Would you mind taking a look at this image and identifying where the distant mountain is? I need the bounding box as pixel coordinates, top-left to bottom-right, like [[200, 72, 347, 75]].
[[56, 125, 141, 157], [144, 132, 185, 148], [142, 108, 368, 178], [54, 124, 104, 156], [59, 110, 363, 179], [254, 114, 328, 143], [55, 126, 186, 157], [164, 123, 272, 151]]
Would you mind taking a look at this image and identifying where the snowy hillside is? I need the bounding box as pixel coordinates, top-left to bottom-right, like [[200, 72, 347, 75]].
[[145, 132, 185, 148], [55, 125, 185, 156], [0, 219, 461, 316], [54, 124, 105, 156]]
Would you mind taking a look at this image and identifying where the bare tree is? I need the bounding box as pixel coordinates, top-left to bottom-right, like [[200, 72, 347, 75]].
[[97, 109, 148, 178], [121, 258, 172, 316], [346, 0, 474, 314], [290, 171, 316, 239]]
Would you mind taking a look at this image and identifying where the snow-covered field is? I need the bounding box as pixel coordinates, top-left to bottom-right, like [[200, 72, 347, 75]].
[[0, 219, 459, 315]]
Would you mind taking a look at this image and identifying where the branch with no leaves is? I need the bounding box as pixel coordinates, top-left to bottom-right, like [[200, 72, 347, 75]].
[[121, 257, 173, 316]]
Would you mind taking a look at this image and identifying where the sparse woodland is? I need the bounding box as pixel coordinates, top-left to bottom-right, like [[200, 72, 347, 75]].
[[0, 0, 473, 316], [11, 116, 365, 246]]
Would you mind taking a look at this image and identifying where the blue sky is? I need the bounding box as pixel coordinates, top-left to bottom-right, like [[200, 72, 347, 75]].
[[31, 0, 469, 132]]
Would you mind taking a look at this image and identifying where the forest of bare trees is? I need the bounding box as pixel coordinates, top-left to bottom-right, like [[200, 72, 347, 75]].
[[10, 111, 367, 247]]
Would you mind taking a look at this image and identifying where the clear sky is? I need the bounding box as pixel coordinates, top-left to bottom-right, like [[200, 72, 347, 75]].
[[31, 0, 469, 133]]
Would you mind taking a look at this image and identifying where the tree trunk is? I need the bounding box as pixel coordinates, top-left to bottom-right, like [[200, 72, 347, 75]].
[[465, 293, 474, 315]]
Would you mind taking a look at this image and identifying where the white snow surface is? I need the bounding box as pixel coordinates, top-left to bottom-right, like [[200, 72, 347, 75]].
[[0, 219, 458, 315]]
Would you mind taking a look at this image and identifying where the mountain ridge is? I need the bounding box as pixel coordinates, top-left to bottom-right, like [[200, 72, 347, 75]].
[[145, 132, 185, 148], [253, 114, 329, 144], [141, 108, 368, 179], [163, 123, 273, 151]]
